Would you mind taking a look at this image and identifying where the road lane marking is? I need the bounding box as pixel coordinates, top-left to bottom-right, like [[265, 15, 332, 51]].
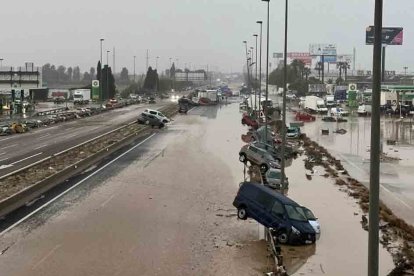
[[0, 144, 17, 150], [338, 153, 413, 210], [11, 152, 43, 165], [31, 244, 62, 270], [38, 134, 50, 140], [0, 137, 14, 142], [0, 152, 6, 156], [0, 133, 156, 236], [100, 194, 116, 208], [34, 145, 47, 150], [0, 158, 9, 163]]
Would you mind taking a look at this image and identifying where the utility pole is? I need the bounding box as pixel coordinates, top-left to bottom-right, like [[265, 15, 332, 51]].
[[382, 46, 386, 82], [263, 0, 270, 145], [281, 0, 289, 189], [106, 50, 110, 99], [353, 47, 356, 73], [254, 34, 258, 112], [257, 21, 263, 114], [368, 0, 383, 275]]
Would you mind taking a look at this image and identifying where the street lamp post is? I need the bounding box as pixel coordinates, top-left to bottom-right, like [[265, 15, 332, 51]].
[[106, 50, 110, 100], [0, 59, 3, 69], [243, 41, 251, 95], [156, 56, 160, 70], [404, 66, 408, 75], [262, 0, 270, 145], [254, 34, 258, 112], [257, 21, 263, 115], [281, 0, 289, 189], [368, 0, 383, 275]]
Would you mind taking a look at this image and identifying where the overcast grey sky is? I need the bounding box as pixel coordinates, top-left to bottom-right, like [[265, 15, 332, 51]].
[[0, 0, 413, 74]]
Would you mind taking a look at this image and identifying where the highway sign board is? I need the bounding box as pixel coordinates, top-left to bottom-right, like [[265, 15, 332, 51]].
[[366, 26, 403, 45]]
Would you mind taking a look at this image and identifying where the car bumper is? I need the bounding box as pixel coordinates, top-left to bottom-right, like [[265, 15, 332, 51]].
[[290, 232, 316, 245]]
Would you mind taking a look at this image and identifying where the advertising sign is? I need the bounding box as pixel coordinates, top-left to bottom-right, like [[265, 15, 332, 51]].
[[366, 26, 403, 45], [92, 80, 100, 100], [287, 52, 312, 65], [337, 55, 353, 63], [309, 44, 337, 63]]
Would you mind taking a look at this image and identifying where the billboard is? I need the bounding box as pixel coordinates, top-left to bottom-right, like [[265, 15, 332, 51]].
[[287, 52, 312, 65], [337, 54, 353, 64], [365, 26, 403, 45], [309, 44, 337, 63]]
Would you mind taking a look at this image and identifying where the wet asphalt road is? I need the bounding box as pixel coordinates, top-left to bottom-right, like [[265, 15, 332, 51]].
[[0, 102, 169, 177], [0, 102, 268, 276], [0, 100, 395, 275]]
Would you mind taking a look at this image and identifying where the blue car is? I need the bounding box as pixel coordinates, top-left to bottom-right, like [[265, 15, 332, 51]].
[[233, 182, 316, 245]]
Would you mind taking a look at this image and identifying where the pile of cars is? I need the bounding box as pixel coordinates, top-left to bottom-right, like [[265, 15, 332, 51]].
[[235, 101, 320, 245], [137, 108, 171, 128]]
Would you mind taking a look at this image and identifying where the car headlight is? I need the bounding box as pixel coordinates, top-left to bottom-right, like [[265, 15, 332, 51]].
[[291, 226, 301, 235]]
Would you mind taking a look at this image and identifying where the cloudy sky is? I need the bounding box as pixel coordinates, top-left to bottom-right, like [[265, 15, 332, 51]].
[[0, 0, 412, 74]]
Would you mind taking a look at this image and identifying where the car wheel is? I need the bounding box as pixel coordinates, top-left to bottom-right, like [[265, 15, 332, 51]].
[[239, 153, 247, 163], [237, 207, 247, 220], [159, 123, 165, 129], [260, 164, 269, 173], [278, 230, 289, 244]]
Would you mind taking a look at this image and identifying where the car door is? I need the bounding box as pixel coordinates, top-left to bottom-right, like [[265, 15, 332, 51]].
[[249, 190, 274, 227], [249, 146, 261, 164], [269, 200, 286, 229]]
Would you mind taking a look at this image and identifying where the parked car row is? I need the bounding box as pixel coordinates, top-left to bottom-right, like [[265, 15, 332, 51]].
[[0, 98, 147, 136]]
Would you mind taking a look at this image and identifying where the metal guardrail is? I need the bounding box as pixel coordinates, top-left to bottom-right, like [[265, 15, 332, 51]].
[[0, 104, 177, 218]]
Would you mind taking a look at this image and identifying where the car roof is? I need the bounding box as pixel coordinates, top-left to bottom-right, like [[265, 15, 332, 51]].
[[242, 182, 299, 206]]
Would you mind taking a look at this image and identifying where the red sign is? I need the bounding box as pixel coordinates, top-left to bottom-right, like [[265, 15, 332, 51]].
[[287, 52, 312, 65]]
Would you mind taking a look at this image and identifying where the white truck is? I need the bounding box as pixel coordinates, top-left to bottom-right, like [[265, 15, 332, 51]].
[[73, 89, 91, 105], [357, 104, 372, 116], [325, 95, 336, 107], [304, 96, 328, 113]]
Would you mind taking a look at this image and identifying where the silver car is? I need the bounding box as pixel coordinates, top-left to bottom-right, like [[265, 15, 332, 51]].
[[265, 168, 289, 189], [239, 144, 280, 172]]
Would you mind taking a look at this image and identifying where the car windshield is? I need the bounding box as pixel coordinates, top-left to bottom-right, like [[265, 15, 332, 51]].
[[287, 128, 296, 133], [268, 171, 281, 179], [301, 207, 317, 220], [285, 205, 308, 222]]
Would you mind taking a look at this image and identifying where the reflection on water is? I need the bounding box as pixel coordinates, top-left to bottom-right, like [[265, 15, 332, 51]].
[[282, 244, 316, 275]]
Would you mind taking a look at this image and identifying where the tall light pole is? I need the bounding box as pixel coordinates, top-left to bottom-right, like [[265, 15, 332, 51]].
[[0, 59, 3, 68], [243, 41, 251, 95], [281, 0, 289, 189], [156, 56, 160, 70], [106, 50, 110, 100], [100, 38, 104, 102], [257, 21, 263, 114], [254, 34, 258, 112], [134, 56, 136, 82], [404, 66, 408, 75], [262, 0, 270, 145], [368, 1, 383, 275]]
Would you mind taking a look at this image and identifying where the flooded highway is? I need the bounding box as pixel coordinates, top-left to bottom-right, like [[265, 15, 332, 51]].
[[0, 101, 395, 275]]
